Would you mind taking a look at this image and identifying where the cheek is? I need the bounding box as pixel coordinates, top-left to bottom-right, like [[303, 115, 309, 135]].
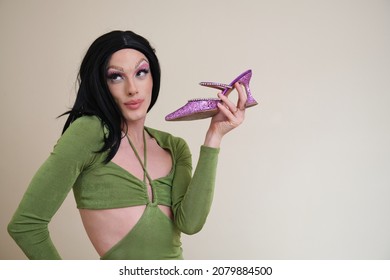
[[146, 78, 153, 97], [147, 84, 153, 97], [108, 84, 122, 100]]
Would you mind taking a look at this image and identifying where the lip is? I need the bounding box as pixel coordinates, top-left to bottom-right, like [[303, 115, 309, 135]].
[[124, 99, 144, 110]]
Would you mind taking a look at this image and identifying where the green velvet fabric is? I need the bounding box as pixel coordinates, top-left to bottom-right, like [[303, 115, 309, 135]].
[[8, 116, 219, 259]]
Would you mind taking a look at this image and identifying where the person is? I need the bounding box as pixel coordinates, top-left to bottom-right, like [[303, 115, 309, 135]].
[[8, 30, 248, 260]]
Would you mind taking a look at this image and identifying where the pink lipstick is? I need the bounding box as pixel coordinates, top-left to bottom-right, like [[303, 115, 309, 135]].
[[124, 99, 144, 110]]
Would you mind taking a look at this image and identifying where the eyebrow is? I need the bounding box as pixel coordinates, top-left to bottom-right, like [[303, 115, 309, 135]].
[[107, 65, 125, 72], [107, 58, 149, 72]]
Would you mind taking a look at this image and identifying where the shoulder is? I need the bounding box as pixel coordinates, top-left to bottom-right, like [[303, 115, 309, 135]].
[[59, 115, 105, 149], [145, 127, 190, 154], [65, 115, 104, 135], [67, 115, 104, 131]]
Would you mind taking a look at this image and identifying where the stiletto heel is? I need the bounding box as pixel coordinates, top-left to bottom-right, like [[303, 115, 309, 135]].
[[165, 69, 258, 121]]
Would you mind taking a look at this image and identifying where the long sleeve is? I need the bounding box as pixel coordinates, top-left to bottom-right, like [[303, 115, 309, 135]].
[[171, 140, 220, 235], [7, 116, 104, 259]]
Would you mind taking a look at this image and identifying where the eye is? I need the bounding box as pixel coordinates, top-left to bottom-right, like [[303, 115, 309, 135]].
[[136, 68, 150, 78], [107, 72, 124, 83]]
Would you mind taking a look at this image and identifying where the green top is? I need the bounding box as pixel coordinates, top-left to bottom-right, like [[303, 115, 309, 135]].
[[8, 116, 220, 259]]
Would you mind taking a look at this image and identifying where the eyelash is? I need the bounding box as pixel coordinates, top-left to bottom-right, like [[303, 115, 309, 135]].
[[107, 72, 123, 82], [107, 68, 150, 83], [136, 68, 150, 77]]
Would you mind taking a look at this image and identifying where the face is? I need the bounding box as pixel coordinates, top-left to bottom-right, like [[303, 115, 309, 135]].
[[106, 48, 153, 125]]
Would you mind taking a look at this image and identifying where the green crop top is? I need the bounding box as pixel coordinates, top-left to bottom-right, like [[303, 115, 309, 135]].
[[8, 116, 219, 259]]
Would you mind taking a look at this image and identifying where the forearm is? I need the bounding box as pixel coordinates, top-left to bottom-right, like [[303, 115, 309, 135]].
[[8, 214, 61, 260], [204, 129, 223, 148], [174, 145, 219, 234], [7, 155, 76, 259]]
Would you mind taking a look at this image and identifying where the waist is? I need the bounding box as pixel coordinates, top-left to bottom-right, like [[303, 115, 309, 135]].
[[100, 204, 183, 260]]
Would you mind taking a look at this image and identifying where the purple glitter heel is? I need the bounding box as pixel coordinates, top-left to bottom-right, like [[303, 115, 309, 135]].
[[165, 69, 258, 121]]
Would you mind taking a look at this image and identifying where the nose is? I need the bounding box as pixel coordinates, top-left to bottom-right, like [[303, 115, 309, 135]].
[[126, 77, 138, 96]]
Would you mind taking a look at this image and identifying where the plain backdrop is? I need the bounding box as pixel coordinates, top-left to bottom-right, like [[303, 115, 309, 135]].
[[1, 0, 389, 259]]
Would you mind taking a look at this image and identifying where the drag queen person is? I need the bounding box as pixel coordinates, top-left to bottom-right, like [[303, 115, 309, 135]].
[[8, 30, 249, 259]]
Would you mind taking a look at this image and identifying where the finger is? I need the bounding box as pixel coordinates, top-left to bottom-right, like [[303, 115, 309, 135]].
[[234, 82, 247, 110], [216, 101, 235, 118], [216, 102, 243, 127], [221, 86, 234, 98], [218, 92, 237, 113]]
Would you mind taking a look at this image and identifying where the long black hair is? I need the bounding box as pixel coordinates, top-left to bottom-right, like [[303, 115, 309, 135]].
[[60, 30, 161, 163]]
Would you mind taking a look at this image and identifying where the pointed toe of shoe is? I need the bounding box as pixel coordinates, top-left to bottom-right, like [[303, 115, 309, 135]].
[[165, 99, 220, 121]]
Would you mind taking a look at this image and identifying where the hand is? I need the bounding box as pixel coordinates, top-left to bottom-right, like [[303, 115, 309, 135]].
[[204, 82, 247, 147]]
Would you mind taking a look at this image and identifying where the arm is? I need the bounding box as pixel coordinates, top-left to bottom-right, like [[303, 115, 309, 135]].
[[171, 140, 219, 235], [171, 83, 246, 234], [7, 116, 104, 259]]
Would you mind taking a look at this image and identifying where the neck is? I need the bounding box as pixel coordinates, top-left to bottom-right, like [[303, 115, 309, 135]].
[[122, 120, 146, 145]]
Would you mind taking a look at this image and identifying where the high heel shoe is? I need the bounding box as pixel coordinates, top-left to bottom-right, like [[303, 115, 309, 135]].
[[165, 69, 258, 121]]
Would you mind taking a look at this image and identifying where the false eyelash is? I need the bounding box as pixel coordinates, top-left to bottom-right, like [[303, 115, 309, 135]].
[[107, 72, 123, 79], [137, 68, 150, 76]]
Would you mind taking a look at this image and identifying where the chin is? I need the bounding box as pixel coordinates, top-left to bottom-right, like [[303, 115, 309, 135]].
[[123, 112, 147, 123]]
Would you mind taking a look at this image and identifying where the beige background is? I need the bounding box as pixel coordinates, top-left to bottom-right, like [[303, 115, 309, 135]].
[[1, 0, 389, 259]]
